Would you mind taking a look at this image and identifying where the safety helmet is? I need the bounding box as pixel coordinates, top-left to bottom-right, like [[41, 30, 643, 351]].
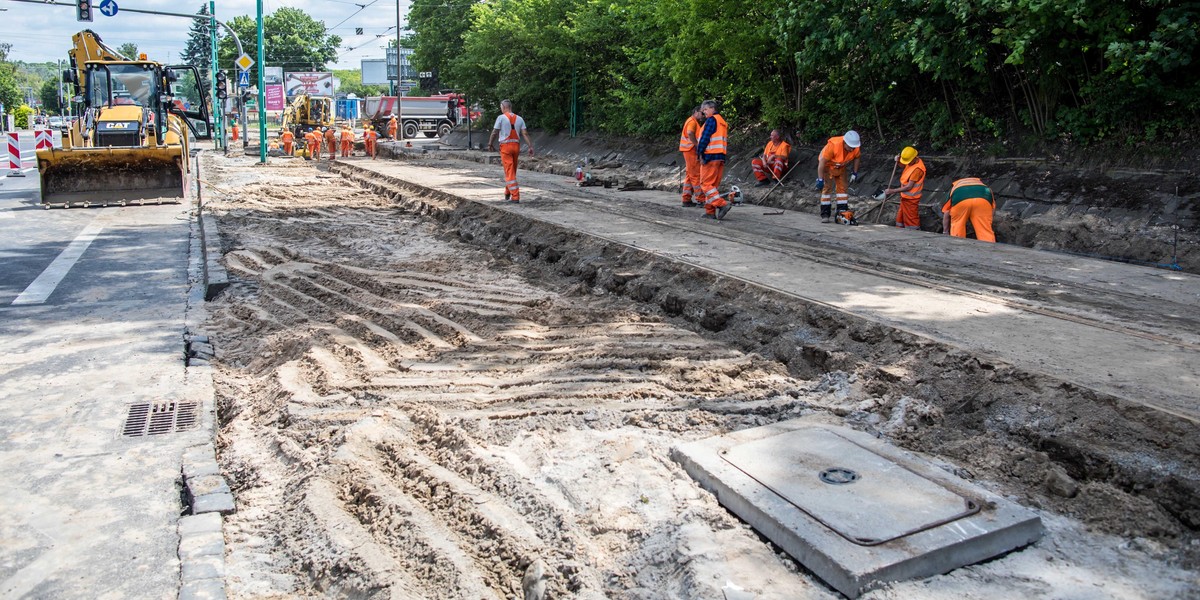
[[900, 146, 918, 165], [843, 130, 861, 148]]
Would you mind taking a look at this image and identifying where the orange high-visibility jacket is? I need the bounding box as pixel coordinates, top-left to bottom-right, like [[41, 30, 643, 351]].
[[364, 130, 378, 142], [679, 118, 701, 151], [701, 115, 728, 155], [281, 131, 294, 144], [900, 158, 926, 199], [341, 129, 353, 142], [948, 177, 994, 206], [821, 136, 860, 168], [763, 140, 791, 158]]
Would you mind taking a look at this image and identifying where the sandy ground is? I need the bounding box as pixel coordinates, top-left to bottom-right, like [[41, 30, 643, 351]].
[[199, 153, 1198, 599]]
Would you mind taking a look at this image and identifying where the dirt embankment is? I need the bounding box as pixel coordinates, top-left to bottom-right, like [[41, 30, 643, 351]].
[[202, 154, 1198, 599], [432, 130, 1198, 274]]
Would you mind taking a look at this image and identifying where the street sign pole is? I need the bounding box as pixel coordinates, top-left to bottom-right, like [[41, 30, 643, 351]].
[[257, 0, 266, 163]]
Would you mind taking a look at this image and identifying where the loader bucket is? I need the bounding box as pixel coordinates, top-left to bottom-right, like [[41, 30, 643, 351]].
[[37, 145, 186, 208]]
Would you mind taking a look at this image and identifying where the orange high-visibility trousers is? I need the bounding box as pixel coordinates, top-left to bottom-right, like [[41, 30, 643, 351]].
[[700, 159, 727, 215], [341, 140, 351, 157], [310, 139, 321, 159], [682, 151, 701, 204], [943, 197, 995, 242], [500, 143, 521, 200], [752, 155, 787, 181], [326, 136, 337, 157], [820, 165, 850, 209], [282, 141, 293, 155], [365, 141, 376, 158], [896, 196, 921, 228]]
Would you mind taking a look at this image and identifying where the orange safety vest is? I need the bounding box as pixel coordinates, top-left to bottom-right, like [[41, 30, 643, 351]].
[[364, 130, 377, 142], [341, 129, 353, 142], [763, 140, 791, 158], [703, 114, 728, 155], [304, 132, 315, 145], [821, 136, 860, 169], [679, 117, 700, 151], [501, 113, 521, 144], [900, 158, 926, 199]]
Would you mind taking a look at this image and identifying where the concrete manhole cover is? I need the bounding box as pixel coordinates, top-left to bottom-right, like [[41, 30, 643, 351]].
[[722, 428, 978, 545]]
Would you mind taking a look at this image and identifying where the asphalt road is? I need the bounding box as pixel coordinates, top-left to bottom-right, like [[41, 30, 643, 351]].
[[0, 158, 208, 599]]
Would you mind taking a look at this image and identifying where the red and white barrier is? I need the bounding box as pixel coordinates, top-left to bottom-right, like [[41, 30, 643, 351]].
[[5, 132, 24, 177], [34, 127, 53, 151]]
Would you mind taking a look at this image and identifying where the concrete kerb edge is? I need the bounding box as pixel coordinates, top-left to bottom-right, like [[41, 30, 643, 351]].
[[180, 192, 230, 600]]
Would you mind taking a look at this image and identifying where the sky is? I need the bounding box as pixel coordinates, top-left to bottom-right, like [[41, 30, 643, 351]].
[[0, 0, 410, 70]]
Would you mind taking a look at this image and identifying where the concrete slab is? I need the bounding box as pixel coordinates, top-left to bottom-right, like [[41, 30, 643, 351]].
[[672, 418, 1043, 598]]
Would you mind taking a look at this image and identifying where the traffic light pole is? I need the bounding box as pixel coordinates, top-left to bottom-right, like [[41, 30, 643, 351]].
[[210, 1, 224, 151]]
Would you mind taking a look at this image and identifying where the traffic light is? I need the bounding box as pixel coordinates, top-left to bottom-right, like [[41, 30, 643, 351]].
[[76, 0, 93, 22], [214, 71, 228, 100]]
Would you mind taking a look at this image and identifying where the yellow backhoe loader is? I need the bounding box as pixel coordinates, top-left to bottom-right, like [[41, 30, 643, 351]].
[[280, 94, 334, 139], [37, 30, 213, 208]]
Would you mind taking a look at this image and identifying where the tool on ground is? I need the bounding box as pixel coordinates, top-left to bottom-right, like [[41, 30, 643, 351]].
[[759, 162, 801, 204], [726, 185, 744, 206], [37, 30, 215, 207], [763, 210, 785, 216], [834, 209, 859, 225]]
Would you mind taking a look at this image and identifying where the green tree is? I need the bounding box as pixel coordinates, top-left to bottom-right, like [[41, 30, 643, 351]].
[[217, 7, 341, 83], [180, 4, 213, 81], [0, 44, 21, 114], [332, 69, 386, 98], [14, 104, 32, 128], [406, 0, 474, 81], [117, 43, 140, 60], [38, 79, 62, 114]]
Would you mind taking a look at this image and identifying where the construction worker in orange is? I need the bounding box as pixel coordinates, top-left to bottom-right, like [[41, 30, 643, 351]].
[[942, 177, 996, 242], [387, 114, 398, 140], [307, 128, 322, 160], [324, 127, 338, 161], [678, 106, 704, 206], [280, 129, 295, 156], [340, 123, 354, 157], [881, 146, 926, 228], [231, 121, 239, 142], [363, 125, 378, 159], [815, 130, 862, 223], [487, 99, 535, 203], [696, 99, 731, 219], [751, 129, 791, 187]]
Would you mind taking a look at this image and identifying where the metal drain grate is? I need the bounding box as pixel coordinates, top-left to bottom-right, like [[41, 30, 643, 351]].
[[122, 401, 200, 437]]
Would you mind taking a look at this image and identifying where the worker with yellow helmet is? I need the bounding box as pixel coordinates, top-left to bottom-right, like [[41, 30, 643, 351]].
[[362, 124, 378, 159], [881, 146, 926, 229]]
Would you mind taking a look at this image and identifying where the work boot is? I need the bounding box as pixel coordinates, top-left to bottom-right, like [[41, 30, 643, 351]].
[[820, 204, 832, 223], [681, 200, 696, 207], [837, 202, 849, 217], [716, 203, 732, 220]]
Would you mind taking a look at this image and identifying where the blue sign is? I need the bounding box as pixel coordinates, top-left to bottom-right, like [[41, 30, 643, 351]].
[[98, 0, 118, 17], [237, 70, 250, 88]]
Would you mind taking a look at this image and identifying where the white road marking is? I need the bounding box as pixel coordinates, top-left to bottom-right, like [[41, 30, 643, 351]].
[[12, 219, 105, 305]]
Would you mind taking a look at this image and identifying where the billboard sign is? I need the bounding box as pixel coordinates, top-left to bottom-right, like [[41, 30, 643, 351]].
[[263, 66, 284, 86], [265, 84, 286, 111], [361, 59, 388, 86], [284, 72, 334, 96]]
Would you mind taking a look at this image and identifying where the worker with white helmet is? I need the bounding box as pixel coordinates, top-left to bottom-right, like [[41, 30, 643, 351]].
[[815, 130, 862, 223], [881, 146, 926, 228]]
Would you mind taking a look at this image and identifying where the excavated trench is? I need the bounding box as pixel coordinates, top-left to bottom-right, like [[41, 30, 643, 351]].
[[203, 154, 1199, 599]]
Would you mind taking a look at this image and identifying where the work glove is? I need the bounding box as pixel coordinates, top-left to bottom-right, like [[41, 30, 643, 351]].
[[815, 178, 825, 191], [850, 172, 859, 184]]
